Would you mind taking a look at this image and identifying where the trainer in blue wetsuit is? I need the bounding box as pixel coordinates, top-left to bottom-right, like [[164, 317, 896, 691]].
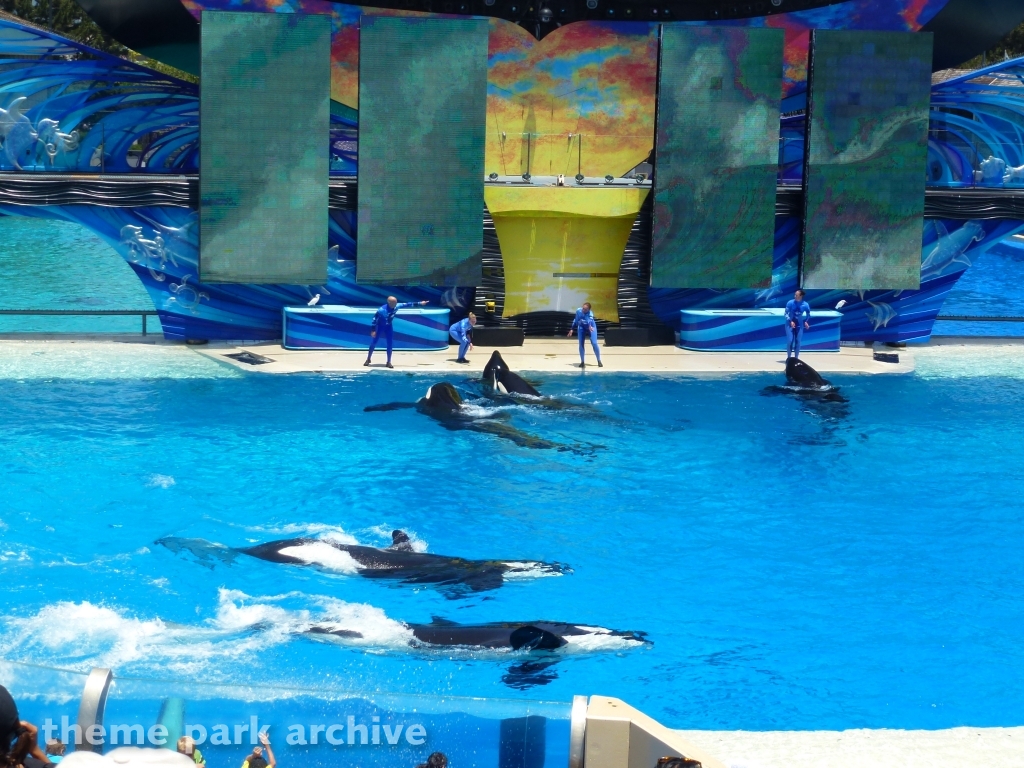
[[449, 312, 477, 363], [568, 302, 602, 368], [365, 296, 429, 368], [784, 289, 811, 359]]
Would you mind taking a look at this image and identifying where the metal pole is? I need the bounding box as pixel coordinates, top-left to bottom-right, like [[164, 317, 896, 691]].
[[76, 668, 113, 753], [568, 695, 588, 768], [142, 314, 147, 336]]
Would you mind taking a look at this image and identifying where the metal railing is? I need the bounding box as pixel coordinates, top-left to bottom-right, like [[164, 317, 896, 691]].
[[936, 315, 1024, 322], [0, 309, 159, 335]]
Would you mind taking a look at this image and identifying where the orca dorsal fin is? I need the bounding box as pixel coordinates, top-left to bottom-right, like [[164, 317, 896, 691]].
[[430, 616, 459, 626]]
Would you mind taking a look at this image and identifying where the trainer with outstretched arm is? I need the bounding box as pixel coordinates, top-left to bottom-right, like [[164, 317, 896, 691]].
[[784, 289, 811, 359], [449, 312, 477, 364], [567, 301, 602, 369], [366, 296, 429, 369]]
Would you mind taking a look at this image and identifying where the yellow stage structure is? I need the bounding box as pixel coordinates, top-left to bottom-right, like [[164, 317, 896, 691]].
[[484, 185, 650, 323]]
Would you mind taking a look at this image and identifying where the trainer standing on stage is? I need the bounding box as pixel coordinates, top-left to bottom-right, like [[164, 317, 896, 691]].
[[568, 301, 602, 369], [449, 312, 477, 364], [365, 296, 429, 369], [785, 289, 811, 359]]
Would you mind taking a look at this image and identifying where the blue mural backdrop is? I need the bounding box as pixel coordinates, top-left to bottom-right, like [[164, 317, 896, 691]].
[[2, 14, 1024, 342]]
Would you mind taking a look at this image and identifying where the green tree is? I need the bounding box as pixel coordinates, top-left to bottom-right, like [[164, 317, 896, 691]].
[[0, 0, 197, 82], [961, 21, 1024, 69]]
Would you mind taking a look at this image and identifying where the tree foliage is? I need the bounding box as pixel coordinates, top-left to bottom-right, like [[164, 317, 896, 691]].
[[0, 0, 197, 82], [961, 21, 1024, 69]]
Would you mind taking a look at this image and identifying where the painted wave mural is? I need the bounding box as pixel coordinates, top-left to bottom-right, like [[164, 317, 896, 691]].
[[2, 9, 1024, 342]]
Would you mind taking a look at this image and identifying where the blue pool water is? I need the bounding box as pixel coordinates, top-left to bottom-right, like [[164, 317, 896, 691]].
[[1, 347, 1023, 731]]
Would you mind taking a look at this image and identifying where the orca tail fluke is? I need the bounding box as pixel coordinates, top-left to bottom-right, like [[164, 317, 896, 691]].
[[155, 536, 239, 569]]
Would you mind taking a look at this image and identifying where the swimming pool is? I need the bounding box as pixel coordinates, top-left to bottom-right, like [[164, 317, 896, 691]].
[[1, 345, 1022, 731]]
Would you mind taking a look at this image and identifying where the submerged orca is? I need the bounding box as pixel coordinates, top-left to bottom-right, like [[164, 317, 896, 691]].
[[366, 382, 591, 452], [181, 529, 570, 594], [307, 617, 648, 651], [763, 358, 847, 403], [482, 351, 540, 396]]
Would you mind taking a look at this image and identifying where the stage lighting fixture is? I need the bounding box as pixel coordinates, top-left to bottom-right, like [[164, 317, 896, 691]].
[[522, 172, 532, 181], [586, 0, 598, 9], [489, 172, 499, 180], [575, 173, 585, 182], [539, 6, 553, 21], [604, 174, 614, 182], [634, 172, 647, 183]]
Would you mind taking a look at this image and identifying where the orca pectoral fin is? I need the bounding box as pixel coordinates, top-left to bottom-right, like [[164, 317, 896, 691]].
[[509, 625, 567, 651], [365, 402, 417, 412], [307, 626, 365, 640], [468, 421, 560, 450]]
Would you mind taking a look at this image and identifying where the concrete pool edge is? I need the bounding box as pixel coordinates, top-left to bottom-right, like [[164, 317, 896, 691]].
[[579, 696, 1024, 768], [191, 340, 916, 376], [675, 725, 1024, 768]]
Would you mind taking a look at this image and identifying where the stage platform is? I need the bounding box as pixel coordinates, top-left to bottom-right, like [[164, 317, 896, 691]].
[[282, 305, 450, 350], [679, 308, 843, 352], [195, 339, 914, 376]]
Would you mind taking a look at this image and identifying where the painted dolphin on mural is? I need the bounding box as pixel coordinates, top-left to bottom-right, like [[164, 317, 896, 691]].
[[921, 221, 984, 282], [307, 617, 648, 652], [762, 358, 847, 403], [365, 382, 597, 452], [157, 530, 569, 594], [865, 301, 898, 332]]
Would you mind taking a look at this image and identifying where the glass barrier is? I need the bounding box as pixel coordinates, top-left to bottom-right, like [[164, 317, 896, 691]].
[[2, 660, 572, 768]]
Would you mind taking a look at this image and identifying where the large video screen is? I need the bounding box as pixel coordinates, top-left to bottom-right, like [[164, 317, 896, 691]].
[[801, 30, 933, 290], [357, 16, 487, 286], [199, 11, 330, 284], [651, 26, 783, 289]]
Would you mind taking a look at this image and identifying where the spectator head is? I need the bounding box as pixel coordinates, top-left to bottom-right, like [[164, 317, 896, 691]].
[[420, 752, 447, 768], [0, 686, 18, 752], [0, 686, 31, 768], [176, 737, 195, 757], [45, 740, 65, 758]]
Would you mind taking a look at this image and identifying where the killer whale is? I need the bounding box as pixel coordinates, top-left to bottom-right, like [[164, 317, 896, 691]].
[[307, 617, 648, 651], [366, 382, 594, 452], [482, 351, 540, 396], [762, 358, 847, 403], [479, 351, 603, 416], [157, 529, 570, 594]]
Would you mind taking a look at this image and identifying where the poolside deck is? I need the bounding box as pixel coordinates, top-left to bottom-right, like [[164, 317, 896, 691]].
[[196, 339, 915, 375]]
